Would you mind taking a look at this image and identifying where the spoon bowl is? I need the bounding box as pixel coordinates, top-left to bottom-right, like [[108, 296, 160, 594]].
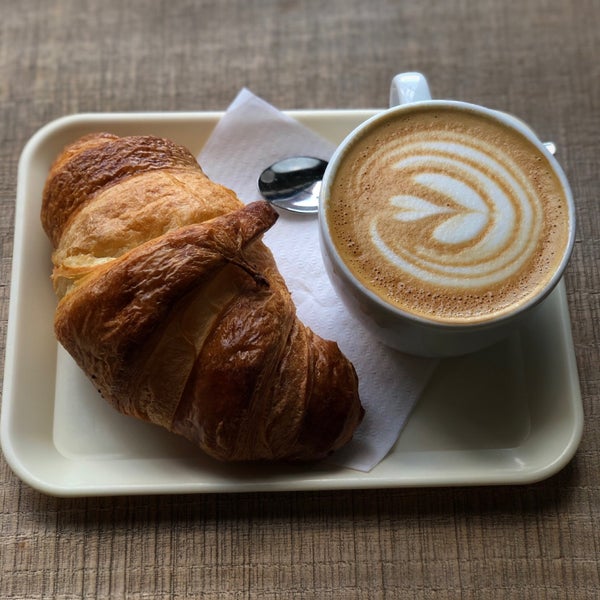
[[258, 156, 327, 214]]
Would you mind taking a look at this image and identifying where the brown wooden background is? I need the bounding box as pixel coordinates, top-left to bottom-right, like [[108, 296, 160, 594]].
[[1, 0, 599, 598]]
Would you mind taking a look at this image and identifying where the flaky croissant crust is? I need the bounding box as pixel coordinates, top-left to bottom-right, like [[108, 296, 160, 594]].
[[42, 133, 363, 462]]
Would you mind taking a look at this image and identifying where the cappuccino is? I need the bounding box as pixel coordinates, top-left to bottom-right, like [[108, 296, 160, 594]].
[[326, 105, 571, 324]]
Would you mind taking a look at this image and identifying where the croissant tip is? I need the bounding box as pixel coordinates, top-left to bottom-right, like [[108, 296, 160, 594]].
[[245, 199, 279, 226]]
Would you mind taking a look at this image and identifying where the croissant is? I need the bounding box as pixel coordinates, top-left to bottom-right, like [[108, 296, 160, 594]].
[[41, 133, 363, 462]]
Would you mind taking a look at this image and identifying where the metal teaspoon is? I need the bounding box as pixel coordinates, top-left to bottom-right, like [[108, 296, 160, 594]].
[[258, 156, 328, 214]]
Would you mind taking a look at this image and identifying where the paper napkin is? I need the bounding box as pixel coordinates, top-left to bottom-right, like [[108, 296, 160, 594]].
[[198, 89, 437, 472]]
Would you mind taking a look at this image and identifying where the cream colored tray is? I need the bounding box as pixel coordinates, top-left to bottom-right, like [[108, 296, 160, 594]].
[[1, 111, 583, 496]]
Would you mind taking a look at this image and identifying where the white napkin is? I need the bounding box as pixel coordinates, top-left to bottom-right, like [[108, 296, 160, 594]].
[[198, 89, 437, 472]]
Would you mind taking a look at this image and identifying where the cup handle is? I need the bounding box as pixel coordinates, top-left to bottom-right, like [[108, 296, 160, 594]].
[[389, 72, 432, 107]]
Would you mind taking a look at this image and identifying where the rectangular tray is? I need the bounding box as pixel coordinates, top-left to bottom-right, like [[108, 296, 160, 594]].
[[1, 110, 583, 496]]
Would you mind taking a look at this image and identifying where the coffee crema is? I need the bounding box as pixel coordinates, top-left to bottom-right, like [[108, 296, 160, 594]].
[[326, 106, 571, 324]]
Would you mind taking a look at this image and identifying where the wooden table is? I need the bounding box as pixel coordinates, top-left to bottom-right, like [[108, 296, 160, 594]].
[[1, 1, 599, 597]]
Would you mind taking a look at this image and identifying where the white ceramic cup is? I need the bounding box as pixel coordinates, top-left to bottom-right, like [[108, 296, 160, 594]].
[[319, 72, 576, 357]]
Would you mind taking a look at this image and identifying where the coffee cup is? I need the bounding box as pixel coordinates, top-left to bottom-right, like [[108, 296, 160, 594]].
[[319, 72, 575, 357]]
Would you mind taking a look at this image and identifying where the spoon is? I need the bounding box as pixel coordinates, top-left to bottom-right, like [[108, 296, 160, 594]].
[[259, 143, 557, 214], [258, 156, 327, 214]]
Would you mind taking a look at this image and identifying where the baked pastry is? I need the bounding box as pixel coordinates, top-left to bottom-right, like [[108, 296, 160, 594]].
[[41, 133, 363, 462]]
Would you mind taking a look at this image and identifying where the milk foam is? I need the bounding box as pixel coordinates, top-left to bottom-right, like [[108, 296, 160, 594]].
[[327, 108, 570, 322]]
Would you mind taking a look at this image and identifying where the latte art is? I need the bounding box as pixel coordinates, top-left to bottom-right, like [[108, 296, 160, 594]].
[[370, 132, 542, 288], [327, 107, 571, 323]]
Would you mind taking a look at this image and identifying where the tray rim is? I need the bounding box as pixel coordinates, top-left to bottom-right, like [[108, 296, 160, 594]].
[[1, 110, 584, 496]]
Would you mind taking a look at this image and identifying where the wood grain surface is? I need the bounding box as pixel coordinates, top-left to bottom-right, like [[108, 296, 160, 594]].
[[1, 0, 599, 598]]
